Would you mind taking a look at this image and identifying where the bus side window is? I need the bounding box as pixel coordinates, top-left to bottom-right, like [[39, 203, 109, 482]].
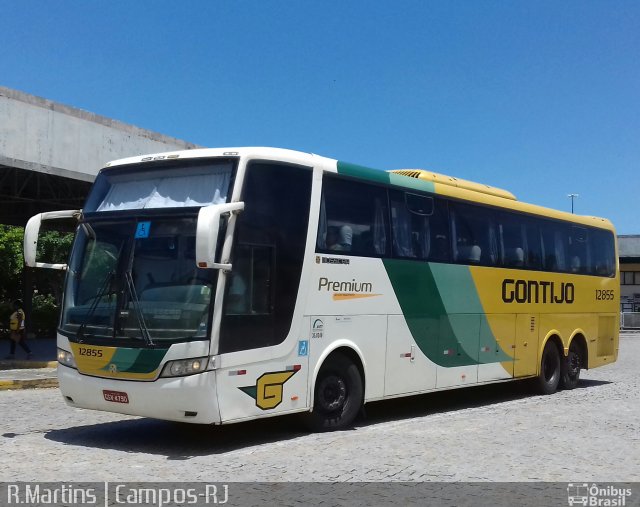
[[219, 162, 312, 354], [540, 221, 568, 272], [523, 221, 543, 269], [390, 191, 450, 262], [390, 190, 417, 258], [224, 245, 274, 315], [498, 213, 525, 268], [317, 177, 389, 257], [497, 213, 542, 270], [569, 226, 588, 274], [428, 199, 450, 263], [588, 228, 615, 277], [450, 202, 497, 267]]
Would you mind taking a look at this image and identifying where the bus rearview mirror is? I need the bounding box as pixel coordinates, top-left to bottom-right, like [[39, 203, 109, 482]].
[[195, 202, 245, 270], [24, 209, 81, 270]]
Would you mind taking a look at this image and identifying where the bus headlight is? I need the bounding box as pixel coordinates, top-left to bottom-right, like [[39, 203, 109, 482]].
[[160, 357, 210, 378], [57, 348, 77, 369]]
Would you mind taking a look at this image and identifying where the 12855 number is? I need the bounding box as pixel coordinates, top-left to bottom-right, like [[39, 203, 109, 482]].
[[77, 347, 103, 357], [595, 289, 615, 301]]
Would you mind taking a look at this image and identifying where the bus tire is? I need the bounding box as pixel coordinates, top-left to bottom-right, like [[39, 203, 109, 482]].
[[305, 353, 363, 432], [536, 341, 561, 395], [560, 340, 582, 390]]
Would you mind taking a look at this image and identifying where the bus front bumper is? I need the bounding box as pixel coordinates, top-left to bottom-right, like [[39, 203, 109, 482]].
[[57, 364, 221, 424]]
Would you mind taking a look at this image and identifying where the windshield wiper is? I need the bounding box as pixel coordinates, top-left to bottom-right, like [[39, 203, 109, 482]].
[[77, 270, 115, 343], [124, 271, 155, 347]]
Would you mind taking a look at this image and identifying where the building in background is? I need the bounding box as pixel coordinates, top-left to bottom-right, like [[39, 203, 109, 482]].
[[619, 236, 640, 327]]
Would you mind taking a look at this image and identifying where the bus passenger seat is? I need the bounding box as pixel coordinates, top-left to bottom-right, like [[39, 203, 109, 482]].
[[570, 256, 581, 273], [457, 245, 481, 263], [469, 245, 481, 263], [506, 247, 524, 267]]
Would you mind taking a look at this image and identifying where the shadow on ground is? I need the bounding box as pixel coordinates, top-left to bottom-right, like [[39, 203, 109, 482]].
[[41, 378, 611, 460], [359, 378, 611, 427]]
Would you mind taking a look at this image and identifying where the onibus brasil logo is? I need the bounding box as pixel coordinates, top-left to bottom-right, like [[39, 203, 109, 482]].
[[567, 483, 632, 506]]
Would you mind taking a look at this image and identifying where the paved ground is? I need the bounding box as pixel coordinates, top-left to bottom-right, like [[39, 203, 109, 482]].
[[1, 334, 638, 483]]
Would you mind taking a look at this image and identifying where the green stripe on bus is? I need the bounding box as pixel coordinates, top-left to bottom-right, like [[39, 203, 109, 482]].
[[337, 161, 436, 193], [383, 260, 510, 366], [382, 259, 477, 366], [102, 347, 168, 374], [388, 173, 435, 193], [124, 348, 168, 373], [430, 263, 511, 363], [337, 161, 391, 185]]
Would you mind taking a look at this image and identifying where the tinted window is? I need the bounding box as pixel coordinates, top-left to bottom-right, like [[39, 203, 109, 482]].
[[317, 177, 389, 257], [499, 213, 526, 268], [540, 220, 569, 272], [389, 190, 450, 262], [498, 213, 542, 270], [568, 226, 589, 274], [219, 162, 312, 353], [450, 202, 498, 266], [588, 228, 615, 277]]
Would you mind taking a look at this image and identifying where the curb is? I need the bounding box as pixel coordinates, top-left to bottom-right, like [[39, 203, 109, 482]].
[[0, 378, 58, 391], [0, 360, 57, 370]]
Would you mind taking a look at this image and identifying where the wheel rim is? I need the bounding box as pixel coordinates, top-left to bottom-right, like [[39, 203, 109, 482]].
[[317, 374, 347, 412], [567, 348, 581, 379]]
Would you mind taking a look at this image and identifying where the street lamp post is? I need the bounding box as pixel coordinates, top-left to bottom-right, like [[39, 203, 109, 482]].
[[567, 193, 579, 214]]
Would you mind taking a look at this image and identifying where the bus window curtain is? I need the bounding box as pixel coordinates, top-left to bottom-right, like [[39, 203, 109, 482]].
[[418, 216, 430, 259], [391, 203, 413, 257], [554, 230, 566, 271], [96, 172, 230, 211], [373, 198, 387, 255], [489, 224, 498, 265]]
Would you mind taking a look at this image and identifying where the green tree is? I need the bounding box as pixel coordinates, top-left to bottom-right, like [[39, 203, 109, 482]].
[[0, 225, 74, 336], [0, 225, 24, 301], [35, 229, 74, 303]]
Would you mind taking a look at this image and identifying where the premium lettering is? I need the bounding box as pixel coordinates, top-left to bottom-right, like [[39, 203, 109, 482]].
[[318, 277, 373, 293], [502, 279, 574, 304]]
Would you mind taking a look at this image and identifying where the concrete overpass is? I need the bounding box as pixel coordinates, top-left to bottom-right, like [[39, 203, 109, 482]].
[[0, 86, 201, 226]]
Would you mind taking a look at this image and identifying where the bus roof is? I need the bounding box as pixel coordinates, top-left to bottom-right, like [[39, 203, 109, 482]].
[[336, 160, 615, 232], [102, 147, 615, 232]]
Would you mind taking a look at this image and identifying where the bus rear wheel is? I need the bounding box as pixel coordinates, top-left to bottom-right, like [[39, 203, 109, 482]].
[[536, 341, 561, 395], [305, 353, 363, 432], [560, 340, 582, 390]]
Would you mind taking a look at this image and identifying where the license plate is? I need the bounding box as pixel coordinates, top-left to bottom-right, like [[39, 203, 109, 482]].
[[103, 390, 129, 404]]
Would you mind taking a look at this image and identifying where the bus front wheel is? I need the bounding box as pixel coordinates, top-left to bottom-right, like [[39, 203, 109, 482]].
[[536, 341, 561, 395], [305, 353, 363, 432]]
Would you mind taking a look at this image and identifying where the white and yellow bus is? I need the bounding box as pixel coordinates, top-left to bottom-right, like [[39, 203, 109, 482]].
[[24, 147, 619, 431]]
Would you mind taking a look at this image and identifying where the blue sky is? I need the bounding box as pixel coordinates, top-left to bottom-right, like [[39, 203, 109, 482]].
[[3, 1, 639, 233]]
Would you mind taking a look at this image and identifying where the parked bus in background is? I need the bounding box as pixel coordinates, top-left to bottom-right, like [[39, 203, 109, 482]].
[[24, 147, 619, 431]]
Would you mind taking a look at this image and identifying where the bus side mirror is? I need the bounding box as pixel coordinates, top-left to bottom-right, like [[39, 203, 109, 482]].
[[195, 202, 244, 270], [24, 209, 81, 270]]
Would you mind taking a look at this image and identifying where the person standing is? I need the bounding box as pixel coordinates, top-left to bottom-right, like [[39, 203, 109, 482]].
[[6, 299, 32, 359]]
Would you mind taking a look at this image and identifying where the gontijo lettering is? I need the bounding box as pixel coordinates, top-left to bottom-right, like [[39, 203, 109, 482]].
[[502, 279, 575, 304]]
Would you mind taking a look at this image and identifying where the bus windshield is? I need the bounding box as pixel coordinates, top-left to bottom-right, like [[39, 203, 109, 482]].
[[61, 215, 215, 344]]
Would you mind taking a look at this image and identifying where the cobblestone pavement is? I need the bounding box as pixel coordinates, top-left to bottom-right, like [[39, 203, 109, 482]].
[[1, 334, 638, 482]]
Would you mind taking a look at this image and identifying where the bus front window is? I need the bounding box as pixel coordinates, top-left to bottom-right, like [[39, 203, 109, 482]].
[[61, 216, 215, 344]]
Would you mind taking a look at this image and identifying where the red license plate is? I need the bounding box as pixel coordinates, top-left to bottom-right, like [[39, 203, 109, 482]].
[[103, 390, 129, 404]]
